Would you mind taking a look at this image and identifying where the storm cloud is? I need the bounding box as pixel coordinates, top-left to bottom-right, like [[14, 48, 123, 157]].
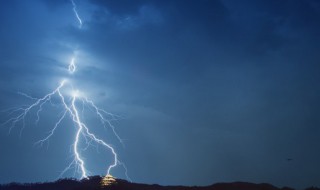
[[0, 0, 320, 189]]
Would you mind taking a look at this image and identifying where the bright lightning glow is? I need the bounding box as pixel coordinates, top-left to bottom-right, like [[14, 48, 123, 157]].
[[69, 57, 76, 74], [1, 0, 130, 181]]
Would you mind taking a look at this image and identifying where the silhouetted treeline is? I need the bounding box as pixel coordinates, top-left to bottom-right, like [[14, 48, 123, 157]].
[[0, 176, 319, 190]]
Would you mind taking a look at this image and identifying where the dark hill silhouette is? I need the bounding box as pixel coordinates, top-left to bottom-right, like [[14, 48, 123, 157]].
[[0, 176, 319, 190]]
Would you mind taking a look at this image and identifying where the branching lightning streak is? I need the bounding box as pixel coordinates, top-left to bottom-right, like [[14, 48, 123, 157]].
[[1, 0, 130, 181], [1, 81, 65, 136], [35, 110, 68, 147], [84, 98, 124, 146]]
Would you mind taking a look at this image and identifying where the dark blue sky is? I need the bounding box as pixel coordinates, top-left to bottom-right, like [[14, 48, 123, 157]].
[[0, 0, 320, 189]]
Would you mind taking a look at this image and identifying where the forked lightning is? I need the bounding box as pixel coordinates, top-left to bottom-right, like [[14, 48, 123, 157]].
[[1, 0, 130, 181]]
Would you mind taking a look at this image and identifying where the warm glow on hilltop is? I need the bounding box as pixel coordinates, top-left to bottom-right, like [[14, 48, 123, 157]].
[[101, 175, 117, 186]]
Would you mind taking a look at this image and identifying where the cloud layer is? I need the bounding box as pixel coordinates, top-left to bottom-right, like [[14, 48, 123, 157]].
[[0, 0, 320, 188]]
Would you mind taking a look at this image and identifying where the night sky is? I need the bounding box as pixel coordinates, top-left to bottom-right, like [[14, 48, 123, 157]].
[[0, 0, 320, 189]]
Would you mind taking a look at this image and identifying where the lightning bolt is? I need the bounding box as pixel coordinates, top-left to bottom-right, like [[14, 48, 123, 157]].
[[1, 0, 131, 181], [69, 57, 76, 74], [71, 0, 82, 29]]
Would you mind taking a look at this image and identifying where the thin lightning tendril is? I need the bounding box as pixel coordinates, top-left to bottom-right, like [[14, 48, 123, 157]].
[[1, 0, 130, 181], [71, 0, 82, 29]]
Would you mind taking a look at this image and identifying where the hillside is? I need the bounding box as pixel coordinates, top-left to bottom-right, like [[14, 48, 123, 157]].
[[1, 175, 318, 190]]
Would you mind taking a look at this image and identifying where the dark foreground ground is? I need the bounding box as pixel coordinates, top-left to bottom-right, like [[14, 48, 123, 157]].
[[0, 176, 319, 190]]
